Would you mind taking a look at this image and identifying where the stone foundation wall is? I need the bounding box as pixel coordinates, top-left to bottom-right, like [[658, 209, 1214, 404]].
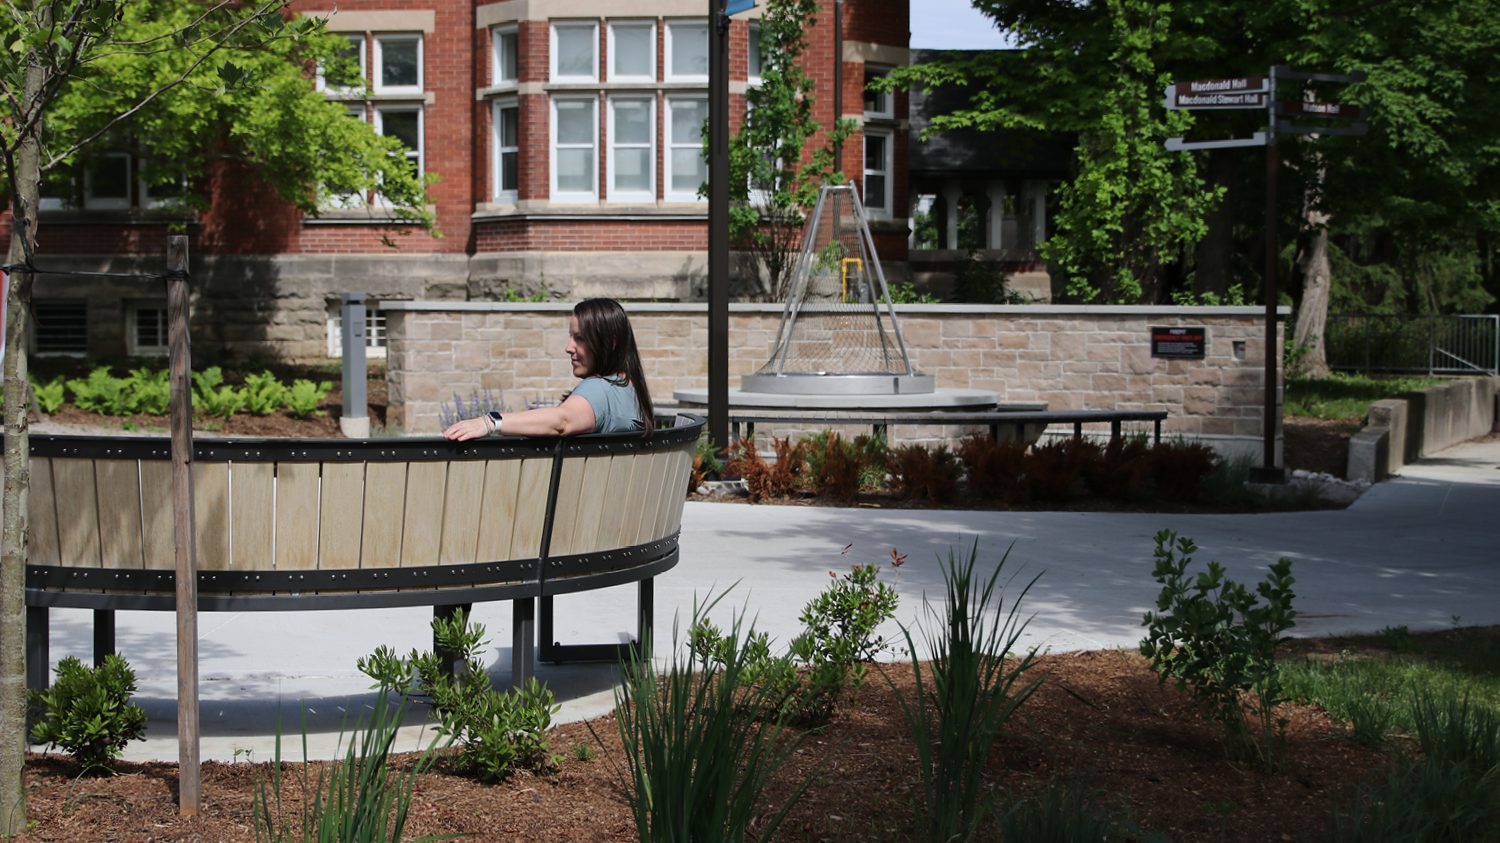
[[384, 302, 1285, 459]]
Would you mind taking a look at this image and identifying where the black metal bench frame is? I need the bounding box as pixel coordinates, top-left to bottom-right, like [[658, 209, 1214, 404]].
[[730, 409, 1168, 445]]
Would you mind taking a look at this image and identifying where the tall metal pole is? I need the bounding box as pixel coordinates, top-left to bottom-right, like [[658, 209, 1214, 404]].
[[1256, 67, 1285, 483], [708, 0, 731, 448], [165, 234, 200, 814]]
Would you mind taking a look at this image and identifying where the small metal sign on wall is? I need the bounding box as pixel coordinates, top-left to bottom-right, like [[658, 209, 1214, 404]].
[[1151, 326, 1207, 359]]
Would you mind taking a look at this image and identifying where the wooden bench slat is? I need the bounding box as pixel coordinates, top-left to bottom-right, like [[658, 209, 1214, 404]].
[[361, 462, 408, 569], [30, 456, 61, 566], [664, 446, 691, 538], [591, 453, 638, 553], [141, 461, 174, 568], [231, 463, 275, 570], [193, 463, 230, 571], [401, 461, 448, 567], [547, 457, 588, 557], [318, 462, 366, 570], [508, 458, 551, 560], [275, 463, 321, 571], [632, 453, 671, 546], [654, 447, 689, 541], [570, 455, 613, 555], [476, 459, 521, 562], [53, 458, 102, 569], [438, 460, 486, 565], [95, 459, 144, 570]]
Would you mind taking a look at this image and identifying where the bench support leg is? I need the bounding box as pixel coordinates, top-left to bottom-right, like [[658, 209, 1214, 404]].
[[511, 598, 535, 689], [537, 584, 651, 666], [635, 578, 654, 662], [94, 609, 115, 667], [27, 606, 48, 693], [434, 604, 472, 678]]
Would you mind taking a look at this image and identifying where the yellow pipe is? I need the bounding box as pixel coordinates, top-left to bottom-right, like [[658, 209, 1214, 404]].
[[841, 257, 864, 302]]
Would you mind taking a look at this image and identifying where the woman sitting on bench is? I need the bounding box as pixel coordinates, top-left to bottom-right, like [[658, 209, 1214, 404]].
[[443, 297, 655, 439]]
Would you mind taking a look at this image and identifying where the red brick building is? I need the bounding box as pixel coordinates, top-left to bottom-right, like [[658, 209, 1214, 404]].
[[6, 0, 910, 360]]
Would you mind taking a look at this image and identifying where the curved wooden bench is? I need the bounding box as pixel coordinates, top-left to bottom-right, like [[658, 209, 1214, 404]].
[[21, 414, 703, 690]]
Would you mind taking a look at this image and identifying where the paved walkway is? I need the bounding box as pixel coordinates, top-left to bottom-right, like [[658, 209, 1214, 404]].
[[34, 436, 1500, 763]]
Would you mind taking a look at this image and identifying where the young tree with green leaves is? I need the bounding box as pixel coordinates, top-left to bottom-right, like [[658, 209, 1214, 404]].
[[721, 0, 850, 300], [0, 2, 433, 831]]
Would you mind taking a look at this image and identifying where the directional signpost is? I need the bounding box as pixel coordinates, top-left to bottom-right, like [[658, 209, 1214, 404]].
[[1164, 65, 1367, 482]]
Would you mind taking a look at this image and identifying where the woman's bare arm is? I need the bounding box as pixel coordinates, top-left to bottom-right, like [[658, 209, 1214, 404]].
[[442, 394, 597, 441]]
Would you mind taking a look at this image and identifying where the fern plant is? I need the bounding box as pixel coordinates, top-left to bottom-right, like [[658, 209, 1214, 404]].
[[242, 371, 289, 416], [29, 375, 66, 414], [285, 379, 333, 418], [124, 367, 171, 415], [67, 367, 132, 415]]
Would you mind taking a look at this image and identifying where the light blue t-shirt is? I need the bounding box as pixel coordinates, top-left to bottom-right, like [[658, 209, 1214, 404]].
[[571, 376, 644, 433]]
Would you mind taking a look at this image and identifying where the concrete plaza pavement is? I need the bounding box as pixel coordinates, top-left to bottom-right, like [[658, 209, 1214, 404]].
[[33, 435, 1499, 763]]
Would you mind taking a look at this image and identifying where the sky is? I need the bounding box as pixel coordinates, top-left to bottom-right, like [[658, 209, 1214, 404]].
[[908, 0, 1014, 50]]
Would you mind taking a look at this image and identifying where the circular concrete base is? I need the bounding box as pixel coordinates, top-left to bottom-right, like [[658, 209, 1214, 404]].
[[739, 372, 936, 396], [673, 387, 1001, 410]]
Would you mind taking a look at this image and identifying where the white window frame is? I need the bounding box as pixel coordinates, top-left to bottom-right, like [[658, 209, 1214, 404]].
[[373, 33, 423, 94], [608, 96, 656, 203], [550, 96, 598, 202], [491, 25, 518, 87], [83, 152, 132, 210], [31, 301, 88, 357], [862, 128, 893, 217], [665, 95, 707, 203], [665, 20, 709, 82], [551, 22, 598, 83], [126, 301, 169, 357], [864, 64, 893, 119], [140, 165, 188, 211], [608, 21, 656, 83], [492, 98, 520, 202], [327, 305, 388, 359], [747, 22, 763, 86], [317, 34, 366, 93]]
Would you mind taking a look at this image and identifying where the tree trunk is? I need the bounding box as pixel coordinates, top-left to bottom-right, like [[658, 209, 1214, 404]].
[[0, 29, 46, 837], [1292, 210, 1334, 379], [1194, 150, 1234, 301]]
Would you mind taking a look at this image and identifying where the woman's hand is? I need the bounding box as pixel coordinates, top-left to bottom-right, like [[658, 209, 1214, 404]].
[[443, 416, 492, 441]]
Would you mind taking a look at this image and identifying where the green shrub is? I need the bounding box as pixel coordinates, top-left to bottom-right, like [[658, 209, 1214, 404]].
[[358, 610, 557, 783], [253, 692, 448, 843], [67, 367, 132, 415], [1139, 530, 1296, 768], [689, 433, 725, 490], [124, 367, 171, 415], [191, 366, 243, 419], [28, 654, 148, 773], [615, 592, 810, 843], [893, 542, 1041, 842], [29, 375, 66, 414], [285, 378, 334, 418], [242, 370, 289, 416]]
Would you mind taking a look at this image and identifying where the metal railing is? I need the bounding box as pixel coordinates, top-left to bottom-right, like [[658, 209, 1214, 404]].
[[1325, 313, 1499, 376]]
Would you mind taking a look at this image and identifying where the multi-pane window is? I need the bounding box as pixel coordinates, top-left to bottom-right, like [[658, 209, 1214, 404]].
[[609, 97, 655, 202], [863, 128, 891, 215], [327, 305, 388, 358], [667, 96, 707, 201], [552, 22, 598, 82], [491, 26, 518, 86], [864, 65, 892, 118], [83, 152, 131, 210], [127, 302, 169, 356], [493, 100, 519, 201], [666, 21, 709, 81], [32, 302, 88, 356], [318, 34, 365, 93], [375, 106, 423, 178], [374, 34, 422, 93], [747, 23, 763, 84], [552, 97, 597, 200], [609, 22, 655, 82]]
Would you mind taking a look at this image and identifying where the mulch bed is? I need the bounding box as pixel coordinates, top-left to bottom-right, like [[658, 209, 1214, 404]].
[[19, 648, 1397, 842]]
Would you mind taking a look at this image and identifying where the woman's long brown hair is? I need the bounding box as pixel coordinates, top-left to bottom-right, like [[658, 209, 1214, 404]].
[[573, 298, 655, 434]]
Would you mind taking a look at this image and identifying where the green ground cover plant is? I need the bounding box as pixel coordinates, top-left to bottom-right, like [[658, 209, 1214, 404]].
[[1140, 530, 1297, 769], [894, 542, 1041, 842], [34, 364, 337, 424], [358, 611, 557, 784], [1285, 372, 1444, 420], [27, 655, 148, 774], [252, 693, 449, 843], [613, 592, 811, 842]]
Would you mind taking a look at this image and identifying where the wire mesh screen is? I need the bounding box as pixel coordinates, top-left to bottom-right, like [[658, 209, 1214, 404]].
[[758, 185, 915, 376]]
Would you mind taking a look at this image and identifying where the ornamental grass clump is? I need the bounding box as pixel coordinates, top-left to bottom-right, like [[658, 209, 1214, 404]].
[[1140, 529, 1296, 769], [893, 542, 1042, 842], [614, 591, 811, 843]]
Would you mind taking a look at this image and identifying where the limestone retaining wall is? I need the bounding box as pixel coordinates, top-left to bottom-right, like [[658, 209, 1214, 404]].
[[1348, 376, 1500, 483], [383, 303, 1286, 458]]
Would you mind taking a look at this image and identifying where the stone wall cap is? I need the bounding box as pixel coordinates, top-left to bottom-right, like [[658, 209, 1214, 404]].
[[379, 301, 1290, 317]]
